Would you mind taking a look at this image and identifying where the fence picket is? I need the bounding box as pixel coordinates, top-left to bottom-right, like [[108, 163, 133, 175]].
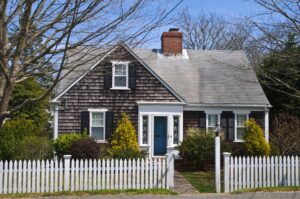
[[75, 160, 79, 191], [137, 159, 140, 189], [59, 160, 63, 192], [145, 158, 149, 189], [71, 159, 75, 191], [18, 161, 22, 194], [8, 161, 13, 193], [262, 157, 266, 187], [50, 160, 54, 193], [254, 157, 258, 188], [275, 156, 278, 187], [283, 156, 287, 186], [93, 160, 97, 190], [0, 161, 2, 194], [13, 160, 17, 193], [119, 159, 123, 190], [79, 159, 83, 190], [22, 161, 27, 193], [32, 160, 36, 193], [45, 160, 49, 193], [124, 159, 127, 190], [115, 159, 119, 190], [287, 156, 291, 186], [106, 159, 110, 190], [242, 157, 246, 189], [296, 156, 299, 186], [54, 159, 58, 192], [89, 159, 93, 190], [291, 156, 295, 186], [266, 156, 270, 187], [250, 157, 254, 188], [97, 160, 101, 190], [101, 159, 105, 190], [270, 157, 274, 187], [37, 160, 40, 193], [111, 159, 114, 190]]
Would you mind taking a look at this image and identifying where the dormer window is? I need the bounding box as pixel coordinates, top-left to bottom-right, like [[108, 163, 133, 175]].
[[112, 61, 129, 89]]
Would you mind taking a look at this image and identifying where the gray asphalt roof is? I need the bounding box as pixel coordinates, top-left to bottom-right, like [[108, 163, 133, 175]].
[[55, 45, 270, 106]]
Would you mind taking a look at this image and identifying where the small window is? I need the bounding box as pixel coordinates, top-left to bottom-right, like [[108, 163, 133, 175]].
[[91, 112, 105, 141], [142, 116, 148, 144], [173, 116, 179, 145], [112, 62, 128, 88], [236, 114, 247, 141], [208, 114, 218, 128]]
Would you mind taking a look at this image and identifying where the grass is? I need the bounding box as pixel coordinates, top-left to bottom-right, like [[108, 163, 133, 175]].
[[0, 189, 177, 198], [233, 186, 300, 194], [181, 170, 216, 193]]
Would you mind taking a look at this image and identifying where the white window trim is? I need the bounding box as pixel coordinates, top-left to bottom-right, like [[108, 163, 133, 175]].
[[89, 109, 107, 142], [205, 111, 221, 132], [172, 115, 181, 145], [207, 114, 220, 128], [234, 113, 249, 142], [111, 61, 129, 89], [140, 114, 150, 146]]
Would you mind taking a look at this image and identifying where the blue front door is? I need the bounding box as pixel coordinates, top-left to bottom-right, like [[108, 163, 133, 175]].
[[154, 116, 167, 155]]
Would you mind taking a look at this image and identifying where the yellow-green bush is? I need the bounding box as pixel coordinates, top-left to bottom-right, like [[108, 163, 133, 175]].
[[109, 113, 146, 159], [243, 119, 271, 156]]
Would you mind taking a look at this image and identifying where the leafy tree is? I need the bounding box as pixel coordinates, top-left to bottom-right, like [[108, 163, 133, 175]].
[[243, 119, 271, 156], [109, 113, 144, 159]]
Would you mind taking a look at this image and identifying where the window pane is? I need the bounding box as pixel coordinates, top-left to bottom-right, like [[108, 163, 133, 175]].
[[115, 64, 126, 75], [208, 114, 218, 127], [91, 127, 104, 140], [173, 116, 179, 144], [114, 76, 126, 87], [142, 116, 148, 144], [92, 112, 103, 126], [237, 128, 246, 140], [237, 115, 247, 127]]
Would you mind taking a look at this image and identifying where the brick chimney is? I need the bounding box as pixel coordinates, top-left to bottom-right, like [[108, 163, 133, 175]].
[[161, 28, 183, 56]]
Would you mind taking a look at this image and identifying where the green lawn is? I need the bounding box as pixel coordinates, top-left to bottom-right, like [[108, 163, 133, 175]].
[[0, 189, 176, 198], [181, 171, 216, 193]]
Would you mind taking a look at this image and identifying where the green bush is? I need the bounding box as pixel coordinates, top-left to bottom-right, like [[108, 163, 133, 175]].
[[14, 136, 53, 160], [70, 138, 100, 159], [54, 133, 87, 158], [109, 113, 147, 159], [0, 118, 41, 160], [177, 128, 231, 170], [243, 119, 271, 156]]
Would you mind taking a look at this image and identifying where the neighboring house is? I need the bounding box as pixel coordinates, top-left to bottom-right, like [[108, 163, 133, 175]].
[[51, 28, 271, 157]]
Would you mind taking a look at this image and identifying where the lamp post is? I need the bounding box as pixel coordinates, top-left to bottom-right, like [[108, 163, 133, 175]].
[[214, 122, 222, 193]]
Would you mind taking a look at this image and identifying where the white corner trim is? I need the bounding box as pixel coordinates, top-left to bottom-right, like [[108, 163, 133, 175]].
[[52, 45, 120, 102], [88, 108, 108, 112], [265, 109, 269, 143], [53, 105, 59, 140]]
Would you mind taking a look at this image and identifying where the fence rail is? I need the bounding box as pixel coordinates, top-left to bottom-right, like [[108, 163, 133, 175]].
[[223, 153, 300, 193], [0, 155, 174, 194]]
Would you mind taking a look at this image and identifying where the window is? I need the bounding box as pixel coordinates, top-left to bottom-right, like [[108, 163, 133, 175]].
[[90, 112, 105, 141], [112, 62, 128, 88], [173, 116, 179, 145], [208, 114, 218, 128], [236, 114, 247, 141], [142, 116, 148, 144]]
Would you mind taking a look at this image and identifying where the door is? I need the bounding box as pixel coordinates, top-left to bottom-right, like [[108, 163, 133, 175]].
[[154, 116, 167, 155]]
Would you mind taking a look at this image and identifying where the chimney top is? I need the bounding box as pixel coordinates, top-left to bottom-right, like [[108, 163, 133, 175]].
[[169, 28, 179, 32], [161, 28, 182, 56]]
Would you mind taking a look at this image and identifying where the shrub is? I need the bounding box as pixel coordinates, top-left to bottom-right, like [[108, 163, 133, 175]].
[[14, 136, 53, 160], [109, 113, 146, 159], [177, 128, 231, 170], [54, 133, 87, 158], [70, 138, 100, 159], [0, 118, 41, 160], [243, 119, 271, 156]]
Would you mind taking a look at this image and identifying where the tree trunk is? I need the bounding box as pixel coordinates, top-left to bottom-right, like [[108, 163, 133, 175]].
[[0, 78, 14, 126]]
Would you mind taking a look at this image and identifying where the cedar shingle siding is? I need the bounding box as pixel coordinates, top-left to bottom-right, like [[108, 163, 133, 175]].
[[57, 46, 179, 134]]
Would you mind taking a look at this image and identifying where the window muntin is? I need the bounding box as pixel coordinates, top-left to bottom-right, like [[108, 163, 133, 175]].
[[142, 115, 148, 144], [113, 63, 128, 88], [236, 114, 247, 141], [91, 112, 105, 141], [173, 116, 179, 145]]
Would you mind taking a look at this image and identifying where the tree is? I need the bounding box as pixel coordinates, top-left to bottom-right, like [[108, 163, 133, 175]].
[[270, 112, 300, 155], [0, 0, 183, 126], [109, 113, 142, 159], [176, 9, 250, 50], [244, 119, 270, 156], [246, 0, 300, 109]]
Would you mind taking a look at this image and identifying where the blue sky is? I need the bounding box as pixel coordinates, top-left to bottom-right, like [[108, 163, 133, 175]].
[[146, 0, 262, 48]]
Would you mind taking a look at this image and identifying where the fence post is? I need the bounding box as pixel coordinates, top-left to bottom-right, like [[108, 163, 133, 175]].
[[223, 152, 231, 193], [64, 155, 72, 191], [215, 135, 221, 193], [166, 153, 174, 188]]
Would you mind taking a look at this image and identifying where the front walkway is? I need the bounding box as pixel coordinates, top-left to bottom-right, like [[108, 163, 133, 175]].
[[172, 171, 200, 195]]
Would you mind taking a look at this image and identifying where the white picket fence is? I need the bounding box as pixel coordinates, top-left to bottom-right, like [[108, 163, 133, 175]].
[[223, 153, 300, 193], [0, 155, 174, 194]]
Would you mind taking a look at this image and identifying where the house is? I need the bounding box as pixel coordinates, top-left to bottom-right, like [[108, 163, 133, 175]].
[[51, 28, 271, 157]]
